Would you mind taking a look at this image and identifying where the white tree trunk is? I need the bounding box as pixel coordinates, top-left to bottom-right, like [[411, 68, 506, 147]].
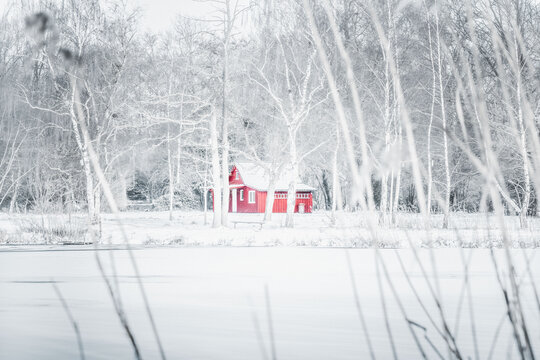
[[380, 109, 390, 221], [331, 129, 340, 225], [210, 113, 222, 228], [518, 104, 530, 228], [167, 128, 174, 221], [9, 170, 20, 214], [285, 179, 297, 228], [425, 2, 436, 217], [264, 172, 279, 222], [285, 136, 298, 228], [391, 69, 402, 224], [435, 8, 451, 229], [203, 187, 208, 225], [380, 8, 392, 221], [69, 85, 98, 237], [220, 31, 230, 227], [82, 148, 95, 218], [94, 179, 102, 236], [176, 136, 182, 185], [515, 35, 530, 229], [221, 140, 229, 226], [391, 126, 402, 224], [388, 0, 402, 226], [83, 148, 97, 226], [203, 146, 209, 225], [388, 170, 394, 213], [380, 175, 388, 213], [117, 174, 128, 210]]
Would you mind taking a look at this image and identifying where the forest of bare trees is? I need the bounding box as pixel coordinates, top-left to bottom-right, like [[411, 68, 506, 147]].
[[1, 0, 539, 230], [2, 2, 540, 359]]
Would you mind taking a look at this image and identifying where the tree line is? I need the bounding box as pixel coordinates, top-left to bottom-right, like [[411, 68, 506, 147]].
[[0, 0, 539, 228]]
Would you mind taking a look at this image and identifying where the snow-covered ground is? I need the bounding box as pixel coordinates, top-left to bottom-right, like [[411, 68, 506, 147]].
[[1, 210, 540, 247], [0, 247, 538, 359], [1, 213, 539, 358]]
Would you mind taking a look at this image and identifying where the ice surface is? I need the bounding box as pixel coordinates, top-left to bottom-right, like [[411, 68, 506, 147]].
[[0, 247, 538, 359]]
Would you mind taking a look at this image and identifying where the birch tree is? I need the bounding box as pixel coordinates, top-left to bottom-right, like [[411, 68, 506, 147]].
[[253, 33, 324, 227], [206, 0, 249, 226], [434, 0, 452, 228]]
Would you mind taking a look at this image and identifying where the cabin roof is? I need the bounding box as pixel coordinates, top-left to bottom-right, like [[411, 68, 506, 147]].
[[234, 162, 316, 192]]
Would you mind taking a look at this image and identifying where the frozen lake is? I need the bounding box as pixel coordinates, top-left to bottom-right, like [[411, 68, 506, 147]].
[[0, 246, 539, 359]]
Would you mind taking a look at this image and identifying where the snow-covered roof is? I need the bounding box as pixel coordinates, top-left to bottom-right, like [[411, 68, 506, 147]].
[[234, 162, 316, 192]]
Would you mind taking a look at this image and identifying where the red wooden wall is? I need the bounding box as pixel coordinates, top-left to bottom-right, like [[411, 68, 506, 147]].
[[228, 186, 260, 213], [271, 192, 312, 213], [225, 188, 313, 213]]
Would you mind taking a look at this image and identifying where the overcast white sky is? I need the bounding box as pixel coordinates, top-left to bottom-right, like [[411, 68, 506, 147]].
[[0, 0, 216, 32], [135, 0, 215, 31]]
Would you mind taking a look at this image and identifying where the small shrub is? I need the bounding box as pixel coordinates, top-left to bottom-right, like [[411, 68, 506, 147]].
[[18, 218, 88, 244], [144, 236, 185, 246]]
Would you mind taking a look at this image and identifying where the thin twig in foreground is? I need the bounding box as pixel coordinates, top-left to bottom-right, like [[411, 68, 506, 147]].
[[346, 251, 376, 360], [51, 281, 86, 360], [72, 76, 167, 360], [375, 252, 398, 360], [264, 284, 277, 360], [248, 295, 270, 360]]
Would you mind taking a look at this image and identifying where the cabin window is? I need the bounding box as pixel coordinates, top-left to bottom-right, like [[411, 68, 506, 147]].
[[235, 171, 239, 180], [240, 189, 244, 201], [248, 190, 255, 203]]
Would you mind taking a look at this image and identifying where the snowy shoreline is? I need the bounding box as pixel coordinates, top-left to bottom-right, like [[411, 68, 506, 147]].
[[1, 211, 540, 248]]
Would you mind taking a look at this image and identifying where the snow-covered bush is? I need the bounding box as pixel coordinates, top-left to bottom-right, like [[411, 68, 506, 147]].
[[17, 218, 88, 244]]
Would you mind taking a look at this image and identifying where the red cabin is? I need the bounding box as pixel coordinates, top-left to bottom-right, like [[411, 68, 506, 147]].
[[213, 163, 315, 213]]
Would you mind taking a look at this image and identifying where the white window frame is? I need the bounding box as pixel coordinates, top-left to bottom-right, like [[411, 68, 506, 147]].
[[235, 171, 239, 180], [240, 189, 244, 201], [248, 190, 255, 204]]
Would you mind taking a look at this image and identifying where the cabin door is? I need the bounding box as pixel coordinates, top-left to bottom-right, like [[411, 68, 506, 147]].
[[231, 189, 237, 212]]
